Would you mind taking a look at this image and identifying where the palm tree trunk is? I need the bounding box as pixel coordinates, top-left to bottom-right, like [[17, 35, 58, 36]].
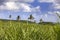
[[27, 20, 28, 25], [9, 18, 12, 27], [19, 21, 20, 27]]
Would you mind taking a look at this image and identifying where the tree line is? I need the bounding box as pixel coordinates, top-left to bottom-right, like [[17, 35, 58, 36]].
[[9, 12, 60, 23], [9, 14, 42, 22]]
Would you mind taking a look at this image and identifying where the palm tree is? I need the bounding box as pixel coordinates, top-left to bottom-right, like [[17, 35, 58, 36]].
[[40, 18, 43, 23], [27, 14, 34, 25], [17, 16, 20, 21], [28, 14, 34, 22], [17, 16, 21, 27], [56, 13, 60, 23], [9, 15, 12, 26], [9, 15, 11, 20]]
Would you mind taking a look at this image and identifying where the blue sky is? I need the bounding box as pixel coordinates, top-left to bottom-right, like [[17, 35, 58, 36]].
[[0, 0, 60, 22]]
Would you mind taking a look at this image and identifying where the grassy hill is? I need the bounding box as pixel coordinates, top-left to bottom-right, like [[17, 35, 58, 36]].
[[0, 19, 60, 40]]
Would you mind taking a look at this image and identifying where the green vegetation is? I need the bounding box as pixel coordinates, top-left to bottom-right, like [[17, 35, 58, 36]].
[[0, 20, 60, 40]]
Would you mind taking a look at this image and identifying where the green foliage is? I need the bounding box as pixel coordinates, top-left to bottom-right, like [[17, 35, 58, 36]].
[[17, 16, 20, 21], [0, 20, 60, 40], [28, 14, 34, 20]]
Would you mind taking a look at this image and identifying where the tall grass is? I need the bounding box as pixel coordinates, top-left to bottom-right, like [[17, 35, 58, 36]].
[[0, 20, 60, 40]]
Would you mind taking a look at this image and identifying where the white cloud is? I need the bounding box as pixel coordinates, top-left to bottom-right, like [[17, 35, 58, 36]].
[[53, 3, 60, 9], [48, 12, 53, 14], [54, 11, 60, 15], [0, 5, 6, 10], [5, 2, 19, 10], [54, 0, 60, 9], [40, 15, 43, 18], [43, 0, 60, 10], [0, 2, 40, 12], [38, 0, 60, 9], [0, 2, 20, 11], [31, 6, 40, 12], [52, 0, 60, 9], [0, 2, 31, 12], [44, 14, 48, 17], [19, 3, 31, 12], [39, 0, 54, 3], [5, 0, 18, 2], [50, 11, 60, 18], [5, 0, 34, 3], [19, 0, 34, 3], [0, 13, 4, 19], [54, 0, 60, 4], [38, 0, 60, 4], [48, 11, 60, 16]]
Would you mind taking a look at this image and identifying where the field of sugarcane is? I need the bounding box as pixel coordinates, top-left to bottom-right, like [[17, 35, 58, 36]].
[[0, 20, 60, 40]]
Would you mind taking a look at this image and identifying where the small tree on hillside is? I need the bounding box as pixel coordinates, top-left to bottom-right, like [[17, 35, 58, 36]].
[[9, 15, 12, 26], [28, 14, 34, 22], [9, 15, 11, 20], [17, 16, 20, 21], [40, 18, 43, 23], [26, 14, 34, 25], [17, 16, 21, 27]]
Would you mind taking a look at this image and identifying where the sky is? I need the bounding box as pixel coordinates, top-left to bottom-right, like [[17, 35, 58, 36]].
[[0, 0, 60, 23]]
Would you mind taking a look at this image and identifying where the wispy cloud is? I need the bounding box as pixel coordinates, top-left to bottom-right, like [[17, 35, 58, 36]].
[[0, 0, 31, 11], [38, 0, 54, 3], [53, 3, 60, 10], [0, 0, 34, 3], [38, 0, 60, 11], [0, 0, 40, 12]]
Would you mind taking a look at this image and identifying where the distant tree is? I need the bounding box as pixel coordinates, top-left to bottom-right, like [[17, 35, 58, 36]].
[[26, 14, 34, 25], [9, 15, 12, 26], [17, 16, 20, 27], [17, 16, 20, 21], [40, 18, 43, 23], [28, 14, 34, 22], [9, 15, 11, 20]]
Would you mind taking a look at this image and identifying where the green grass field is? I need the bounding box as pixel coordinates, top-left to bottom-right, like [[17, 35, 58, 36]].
[[0, 20, 60, 40]]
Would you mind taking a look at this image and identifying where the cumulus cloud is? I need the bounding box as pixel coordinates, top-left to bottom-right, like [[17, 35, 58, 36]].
[[48, 11, 53, 14], [44, 14, 48, 17], [0, 2, 30, 12], [39, 0, 60, 10], [39, 0, 54, 3], [38, 0, 60, 9], [0, 1, 40, 12], [5, 2, 19, 10], [5, 0, 18, 2], [0, 2, 19, 10], [53, 3, 60, 9], [19, 3, 31, 12], [7, 0, 34, 2], [0, 0, 40, 12], [54, 11, 60, 16], [31, 6, 40, 12], [52, 0, 60, 10], [54, 0, 60, 4], [0, 0, 34, 5], [19, 0, 34, 3], [38, 0, 60, 3]]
